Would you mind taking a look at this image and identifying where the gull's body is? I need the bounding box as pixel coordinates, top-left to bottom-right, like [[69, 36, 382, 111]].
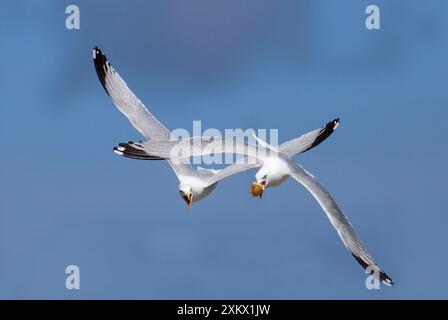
[[93, 47, 337, 206], [256, 156, 290, 188], [131, 132, 394, 286]]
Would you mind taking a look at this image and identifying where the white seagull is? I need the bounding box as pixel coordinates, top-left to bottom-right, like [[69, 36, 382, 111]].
[[92, 47, 339, 207], [122, 134, 394, 286]]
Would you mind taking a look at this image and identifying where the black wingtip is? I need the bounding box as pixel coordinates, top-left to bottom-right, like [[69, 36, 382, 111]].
[[352, 254, 394, 287], [380, 272, 394, 287], [92, 46, 109, 95], [113, 142, 165, 161], [301, 117, 340, 153], [113, 146, 124, 156], [329, 117, 340, 130], [92, 46, 104, 60]]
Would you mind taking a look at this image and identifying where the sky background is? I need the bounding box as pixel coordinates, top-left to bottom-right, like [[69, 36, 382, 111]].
[[1, 0, 447, 299]]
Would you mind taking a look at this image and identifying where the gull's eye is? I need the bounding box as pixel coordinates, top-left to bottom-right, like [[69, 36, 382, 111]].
[[260, 180, 266, 186]]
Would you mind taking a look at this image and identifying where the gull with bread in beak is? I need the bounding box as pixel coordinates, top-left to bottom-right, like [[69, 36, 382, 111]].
[[131, 120, 394, 286]]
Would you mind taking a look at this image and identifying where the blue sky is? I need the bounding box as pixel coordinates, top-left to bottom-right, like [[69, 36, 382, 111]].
[[1, 0, 447, 299]]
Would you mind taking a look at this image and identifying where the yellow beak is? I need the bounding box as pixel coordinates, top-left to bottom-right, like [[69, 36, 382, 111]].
[[187, 193, 193, 208], [250, 182, 265, 198], [182, 192, 193, 208]]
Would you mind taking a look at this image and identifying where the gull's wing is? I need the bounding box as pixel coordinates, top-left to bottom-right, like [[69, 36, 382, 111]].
[[278, 118, 340, 158], [114, 139, 261, 185], [114, 137, 274, 163], [93, 47, 192, 177], [203, 158, 262, 186], [287, 160, 393, 286], [93, 47, 171, 140]]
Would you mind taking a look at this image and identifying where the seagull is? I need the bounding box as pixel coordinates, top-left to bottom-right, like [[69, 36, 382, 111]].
[[92, 47, 338, 207], [123, 132, 394, 286]]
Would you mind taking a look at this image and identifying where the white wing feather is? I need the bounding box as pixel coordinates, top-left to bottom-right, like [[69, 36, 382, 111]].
[[93, 47, 192, 178], [286, 159, 393, 286]]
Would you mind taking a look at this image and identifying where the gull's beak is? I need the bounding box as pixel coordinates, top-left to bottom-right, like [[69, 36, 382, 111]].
[[182, 192, 193, 208], [187, 193, 193, 208], [250, 181, 265, 198]]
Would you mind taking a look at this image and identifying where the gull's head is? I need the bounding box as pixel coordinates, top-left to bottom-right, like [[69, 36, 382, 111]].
[[250, 173, 268, 198], [179, 184, 193, 208]]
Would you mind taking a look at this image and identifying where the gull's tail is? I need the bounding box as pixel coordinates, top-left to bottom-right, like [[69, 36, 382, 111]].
[[113, 141, 164, 160]]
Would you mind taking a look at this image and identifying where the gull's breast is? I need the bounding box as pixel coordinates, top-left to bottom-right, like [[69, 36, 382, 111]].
[[263, 156, 290, 187]]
